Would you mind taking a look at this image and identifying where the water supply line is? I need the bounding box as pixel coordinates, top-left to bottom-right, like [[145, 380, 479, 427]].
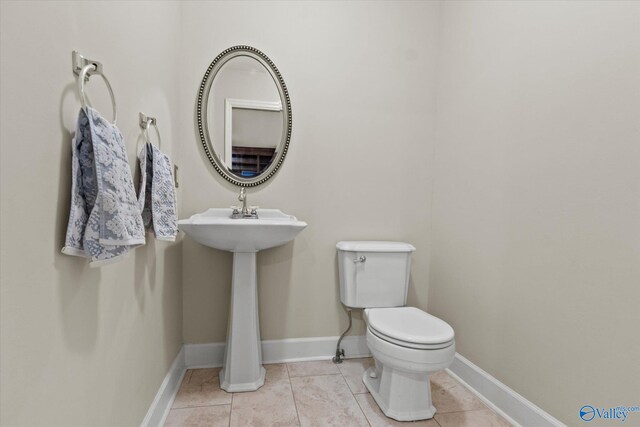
[[332, 307, 352, 363]]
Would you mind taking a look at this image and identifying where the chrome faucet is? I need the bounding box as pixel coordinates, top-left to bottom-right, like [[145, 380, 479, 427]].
[[231, 188, 258, 219], [239, 187, 248, 215]]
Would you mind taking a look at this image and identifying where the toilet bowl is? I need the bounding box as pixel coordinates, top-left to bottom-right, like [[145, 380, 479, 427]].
[[363, 307, 455, 421], [336, 241, 456, 421]]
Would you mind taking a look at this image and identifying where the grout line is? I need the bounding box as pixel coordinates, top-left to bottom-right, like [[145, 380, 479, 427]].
[[436, 409, 471, 414], [439, 407, 503, 415], [353, 393, 373, 427], [335, 370, 371, 426], [286, 363, 303, 427], [170, 403, 233, 410], [288, 372, 343, 379], [228, 389, 234, 427]]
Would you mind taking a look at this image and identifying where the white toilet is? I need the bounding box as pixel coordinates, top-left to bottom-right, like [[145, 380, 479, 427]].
[[337, 241, 455, 421]]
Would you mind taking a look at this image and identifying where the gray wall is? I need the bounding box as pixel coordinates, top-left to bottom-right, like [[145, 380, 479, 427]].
[[430, 2, 640, 425], [2, 2, 639, 426], [178, 1, 440, 344], [0, 2, 183, 426]]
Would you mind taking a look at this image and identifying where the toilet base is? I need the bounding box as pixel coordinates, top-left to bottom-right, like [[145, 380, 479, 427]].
[[362, 366, 436, 421]]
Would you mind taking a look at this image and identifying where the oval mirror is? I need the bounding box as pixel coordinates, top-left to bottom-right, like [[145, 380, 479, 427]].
[[197, 46, 291, 187]]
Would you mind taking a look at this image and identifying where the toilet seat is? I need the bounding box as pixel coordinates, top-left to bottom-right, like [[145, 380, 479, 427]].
[[365, 307, 455, 350]]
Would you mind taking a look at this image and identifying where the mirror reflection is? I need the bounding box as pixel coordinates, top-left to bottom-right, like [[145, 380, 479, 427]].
[[209, 56, 283, 178]]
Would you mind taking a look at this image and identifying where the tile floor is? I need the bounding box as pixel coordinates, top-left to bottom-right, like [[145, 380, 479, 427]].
[[164, 358, 512, 427]]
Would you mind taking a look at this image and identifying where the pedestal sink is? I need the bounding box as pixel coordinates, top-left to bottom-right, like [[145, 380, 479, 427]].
[[178, 208, 307, 392]]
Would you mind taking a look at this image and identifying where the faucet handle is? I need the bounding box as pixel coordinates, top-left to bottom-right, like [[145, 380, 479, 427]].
[[250, 206, 259, 215], [231, 205, 240, 214]]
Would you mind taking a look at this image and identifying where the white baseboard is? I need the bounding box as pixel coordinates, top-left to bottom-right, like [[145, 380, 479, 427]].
[[140, 347, 186, 427], [447, 353, 565, 427], [143, 337, 564, 427], [263, 334, 370, 363], [183, 334, 370, 368]]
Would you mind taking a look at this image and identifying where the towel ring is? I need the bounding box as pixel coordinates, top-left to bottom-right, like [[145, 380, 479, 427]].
[[139, 112, 161, 149], [78, 64, 117, 125]]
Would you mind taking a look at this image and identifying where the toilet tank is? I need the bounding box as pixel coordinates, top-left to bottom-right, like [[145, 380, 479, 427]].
[[336, 241, 416, 308]]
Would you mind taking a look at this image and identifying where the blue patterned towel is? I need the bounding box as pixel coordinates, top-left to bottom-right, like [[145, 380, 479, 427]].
[[62, 108, 145, 266], [137, 143, 177, 241]]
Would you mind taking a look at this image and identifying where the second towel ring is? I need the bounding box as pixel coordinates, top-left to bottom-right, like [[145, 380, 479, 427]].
[[78, 63, 117, 125], [139, 112, 161, 149]]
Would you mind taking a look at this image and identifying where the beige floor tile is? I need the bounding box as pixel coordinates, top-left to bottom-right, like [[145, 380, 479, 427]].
[[265, 363, 290, 382], [188, 367, 221, 386], [172, 384, 232, 409], [355, 393, 440, 427], [230, 377, 300, 427], [430, 371, 486, 413], [172, 367, 232, 408], [290, 374, 369, 427], [435, 408, 512, 427], [164, 405, 231, 427], [429, 370, 459, 390], [287, 360, 341, 377], [336, 358, 374, 394]]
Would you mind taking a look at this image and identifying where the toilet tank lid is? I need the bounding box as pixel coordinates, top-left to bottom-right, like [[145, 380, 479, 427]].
[[336, 241, 416, 252]]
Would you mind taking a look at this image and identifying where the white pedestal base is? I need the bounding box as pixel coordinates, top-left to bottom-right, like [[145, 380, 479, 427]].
[[219, 252, 265, 392]]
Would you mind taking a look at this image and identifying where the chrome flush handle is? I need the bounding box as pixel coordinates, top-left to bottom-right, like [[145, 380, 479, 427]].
[[353, 256, 367, 263]]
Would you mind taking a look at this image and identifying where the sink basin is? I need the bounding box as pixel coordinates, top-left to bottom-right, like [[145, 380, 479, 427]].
[[178, 208, 307, 252], [177, 207, 306, 392]]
